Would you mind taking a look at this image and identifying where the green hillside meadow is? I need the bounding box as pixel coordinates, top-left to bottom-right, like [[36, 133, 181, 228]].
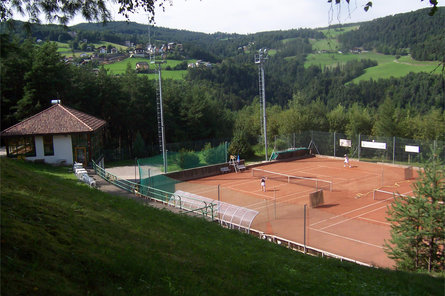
[[1, 158, 443, 295], [352, 55, 442, 83], [104, 58, 193, 80], [303, 24, 442, 82], [56, 41, 127, 58], [304, 52, 441, 81]]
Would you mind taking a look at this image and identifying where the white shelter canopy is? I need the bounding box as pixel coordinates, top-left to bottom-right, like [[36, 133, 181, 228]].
[[169, 190, 259, 232]]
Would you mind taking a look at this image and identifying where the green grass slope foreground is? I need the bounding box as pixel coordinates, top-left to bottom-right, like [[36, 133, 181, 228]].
[[1, 158, 443, 295]]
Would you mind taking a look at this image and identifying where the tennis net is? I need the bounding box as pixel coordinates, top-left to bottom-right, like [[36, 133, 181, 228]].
[[252, 168, 332, 191], [372, 189, 413, 201]]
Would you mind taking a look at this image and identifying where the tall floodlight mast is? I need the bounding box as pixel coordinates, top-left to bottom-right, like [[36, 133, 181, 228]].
[[255, 48, 268, 161], [153, 60, 167, 173]]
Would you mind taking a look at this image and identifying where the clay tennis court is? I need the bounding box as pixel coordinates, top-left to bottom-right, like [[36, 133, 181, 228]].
[[176, 156, 417, 268]]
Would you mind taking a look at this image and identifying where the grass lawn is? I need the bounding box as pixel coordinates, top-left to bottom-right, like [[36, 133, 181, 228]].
[[308, 25, 359, 52], [55, 41, 71, 53], [304, 52, 441, 82], [145, 70, 188, 80], [90, 41, 128, 51], [352, 55, 442, 83], [1, 158, 444, 295], [305, 52, 393, 68], [318, 26, 359, 38], [56, 41, 128, 58], [104, 57, 193, 80], [305, 25, 441, 82], [310, 38, 341, 52]]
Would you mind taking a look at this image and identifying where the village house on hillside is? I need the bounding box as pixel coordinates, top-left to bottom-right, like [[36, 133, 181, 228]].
[[133, 44, 146, 57], [97, 46, 107, 54], [188, 60, 212, 68], [136, 61, 149, 73], [130, 42, 184, 58], [1, 102, 106, 166]]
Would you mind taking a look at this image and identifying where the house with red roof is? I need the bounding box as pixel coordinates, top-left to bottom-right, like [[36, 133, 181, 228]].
[[1, 102, 106, 166]]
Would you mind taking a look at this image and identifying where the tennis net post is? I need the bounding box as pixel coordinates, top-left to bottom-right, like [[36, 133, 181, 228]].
[[372, 189, 413, 201]]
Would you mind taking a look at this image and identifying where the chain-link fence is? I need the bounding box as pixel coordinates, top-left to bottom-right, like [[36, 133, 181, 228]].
[[137, 141, 228, 176], [273, 131, 444, 165]]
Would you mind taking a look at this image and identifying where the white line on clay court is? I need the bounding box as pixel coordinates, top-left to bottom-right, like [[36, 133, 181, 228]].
[[310, 190, 413, 228], [309, 228, 384, 249], [359, 217, 391, 226], [318, 204, 389, 231]]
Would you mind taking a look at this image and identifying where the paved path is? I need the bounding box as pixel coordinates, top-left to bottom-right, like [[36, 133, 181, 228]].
[[87, 169, 202, 216], [105, 165, 162, 181]]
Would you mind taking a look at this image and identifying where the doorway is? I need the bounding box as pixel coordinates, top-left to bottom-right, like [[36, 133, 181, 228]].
[[75, 147, 87, 166]]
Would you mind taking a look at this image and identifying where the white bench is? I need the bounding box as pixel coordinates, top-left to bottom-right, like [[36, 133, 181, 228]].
[[237, 164, 246, 171], [75, 168, 88, 177], [220, 167, 230, 174], [73, 163, 96, 187], [81, 174, 97, 187]]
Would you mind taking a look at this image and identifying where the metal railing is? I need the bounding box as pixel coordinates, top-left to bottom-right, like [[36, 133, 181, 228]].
[[249, 229, 373, 267], [92, 160, 375, 268], [92, 160, 217, 219]]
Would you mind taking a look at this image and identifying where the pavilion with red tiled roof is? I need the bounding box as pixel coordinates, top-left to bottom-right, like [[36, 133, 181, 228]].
[[1, 102, 106, 165]]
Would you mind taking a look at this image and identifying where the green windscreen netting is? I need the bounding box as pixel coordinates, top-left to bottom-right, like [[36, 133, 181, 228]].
[[138, 142, 228, 191], [270, 147, 310, 160]]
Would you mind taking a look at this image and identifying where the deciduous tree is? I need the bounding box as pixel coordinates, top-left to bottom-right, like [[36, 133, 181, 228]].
[[345, 103, 373, 137], [1, 0, 169, 24], [327, 104, 348, 133], [328, 0, 439, 16], [2, 0, 439, 26]]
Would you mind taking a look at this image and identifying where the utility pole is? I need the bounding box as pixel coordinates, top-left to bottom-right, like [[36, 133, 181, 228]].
[[255, 48, 269, 161]]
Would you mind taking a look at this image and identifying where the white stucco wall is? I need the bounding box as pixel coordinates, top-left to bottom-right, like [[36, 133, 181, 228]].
[[27, 135, 73, 165]]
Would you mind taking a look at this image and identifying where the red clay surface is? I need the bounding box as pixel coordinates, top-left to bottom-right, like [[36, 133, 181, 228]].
[[176, 155, 417, 268]]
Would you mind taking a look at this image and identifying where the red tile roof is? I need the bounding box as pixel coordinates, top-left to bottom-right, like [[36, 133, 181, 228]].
[[1, 104, 106, 137]]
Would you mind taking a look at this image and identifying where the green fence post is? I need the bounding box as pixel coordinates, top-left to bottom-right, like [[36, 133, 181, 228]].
[[218, 184, 221, 225], [334, 132, 336, 157], [393, 137, 396, 164], [304, 204, 307, 254]]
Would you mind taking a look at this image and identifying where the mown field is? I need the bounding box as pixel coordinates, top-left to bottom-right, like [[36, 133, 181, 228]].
[[305, 52, 441, 81], [352, 55, 442, 83], [55, 41, 72, 55], [56, 41, 128, 58], [304, 51, 392, 68], [304, 25, 442, 82], [310, 26, 360, 52], [1, 158, 444, 295], [104, 57, 194, 80], [55, 41, 193, 80]]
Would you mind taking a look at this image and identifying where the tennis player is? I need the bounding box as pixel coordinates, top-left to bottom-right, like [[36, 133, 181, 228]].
[[344, 154, 351, 168], [261, 177, 266, 192]]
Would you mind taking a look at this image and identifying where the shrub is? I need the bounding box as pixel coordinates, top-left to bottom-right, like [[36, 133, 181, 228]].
[[177, 149, 201, 169], [229, 131, 253, 158], [202, 143, 226, 165]]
